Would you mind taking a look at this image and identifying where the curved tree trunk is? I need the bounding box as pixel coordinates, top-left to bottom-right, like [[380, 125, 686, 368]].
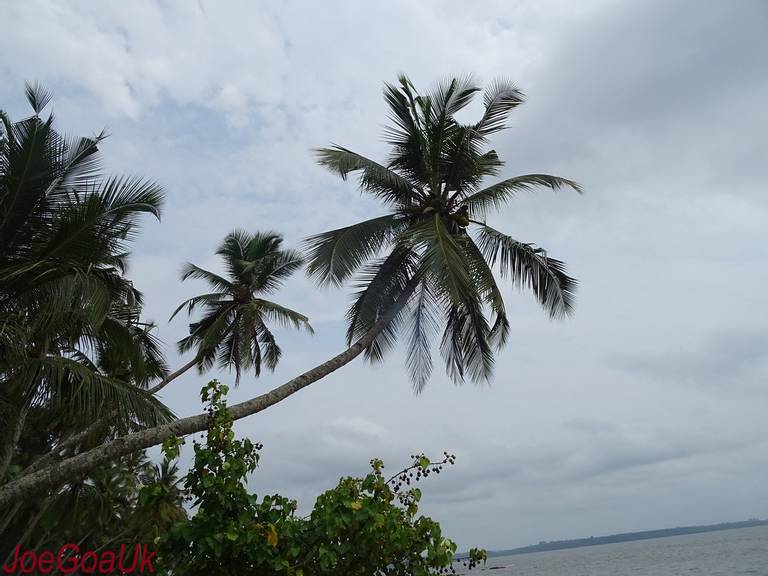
[[149, 322, 236, 395], [148, 353, 201, 395], [0, 283, 415, 509], [20, 353, 201, 477]]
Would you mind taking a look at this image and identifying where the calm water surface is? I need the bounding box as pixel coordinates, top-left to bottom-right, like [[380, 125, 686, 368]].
[[460, 525, 768, 575]]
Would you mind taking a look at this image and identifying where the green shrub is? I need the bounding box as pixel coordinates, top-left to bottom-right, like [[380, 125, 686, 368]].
[[155, 380, 486, 575]]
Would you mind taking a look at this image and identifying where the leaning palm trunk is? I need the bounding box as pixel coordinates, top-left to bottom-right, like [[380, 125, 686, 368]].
[[17, 353, 202, 478], [17, 327, 229, 484], [0, 282, 416, 509], [148, 352, 204, 395]]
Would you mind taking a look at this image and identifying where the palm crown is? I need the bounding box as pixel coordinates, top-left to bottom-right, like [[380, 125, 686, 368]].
[[0, 83, 172, 433], [171, 230, 312, 383], [308, 75, 580, 390]]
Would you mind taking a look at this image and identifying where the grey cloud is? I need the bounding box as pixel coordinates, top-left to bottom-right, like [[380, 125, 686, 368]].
[[610, 327, 768, 391], [3, 0, 767, 550]]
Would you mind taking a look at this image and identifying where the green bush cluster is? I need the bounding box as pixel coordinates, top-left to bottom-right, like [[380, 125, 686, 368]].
[[155, 380, 486, 575]]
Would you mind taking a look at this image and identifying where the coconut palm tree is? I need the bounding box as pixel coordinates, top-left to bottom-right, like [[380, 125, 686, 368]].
[[307, 75, 580, 389], [162, 230, 312, 391], [0, 83, 173, 480], [0, 75, 580, 506]]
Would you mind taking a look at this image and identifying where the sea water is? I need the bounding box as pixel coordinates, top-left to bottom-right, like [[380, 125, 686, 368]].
[[457, 525, 768, 575]]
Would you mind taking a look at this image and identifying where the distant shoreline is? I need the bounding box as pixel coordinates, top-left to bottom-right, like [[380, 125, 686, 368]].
[[460, 519, 768, 559]]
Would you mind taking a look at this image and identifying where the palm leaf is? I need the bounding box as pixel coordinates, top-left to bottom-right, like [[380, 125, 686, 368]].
[[0, 114, 56, 250], [427, 76, 479, 179], [405, 282, 439, 392], [382, 76, 433, 187], [441, 123, 490, 195], [250, 300, 313, 334], [314, 146, 420, 207], [305, 214, 405, 287], [217, 315, 244, 381], [475, 224, 577, 319], [439, 295, 495, 385], [24, 82, 53, 115], [429, 76, 479, 122], [254, 248, 305, 293], [460, 235, 510, 349], [463, 174, 582, 217], [475, 79, 525, 136], [179, 264, 234, 292], [345, 245, 418, 361], [169, 292, 228, 321], [28, 356, 174, 427], [98, 175, 164, 222], [405, 214, 473, 305], [259, 325, 280, 372]]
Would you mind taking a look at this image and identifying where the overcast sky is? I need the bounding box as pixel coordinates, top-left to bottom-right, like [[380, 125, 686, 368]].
[[3, 0, 767, 550]]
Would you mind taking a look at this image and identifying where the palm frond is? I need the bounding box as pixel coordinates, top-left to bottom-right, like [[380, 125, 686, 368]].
[[460, 235, 510, 350], [405, 282, 439, 392], [474, 224, 577, 319], [441, 123, 490, 194], [39, 134, 103, 206], [314, 146, 421, 207], [345, 245, 418, 362], [98, 175, 164, 223], [460, 296, 495, 383], [429, 76, 479, 121], [16, 176, 161, 275], [242, 230, 283, 262], [249, 300, 313, 334], [255, 248, 305, 293], [95, 316, 169, 387], [463, 174, 582, 217], [382, 76, 433, 187], [405, 214, 473, 305], [126, 322, 169, 387], [181, 305, 236, 357], [169, 292, 228, 321], [179, 264, 234, 292], [25, 273, 113, 337], [28, 356, 174, 427], [474, 150, 504, 179], [219, 230, 280, 281], [217, 229, 251, 269], [439, 305, 465, 383], [427, 76, 479, 179], [475, 79, 525, 137], [0, 114, 56, 250], [251, 322, 279, 373], [217, 317, 243, 382], [24, 82, 53, 115], [439, 296, 495, 385], [305, 214, 404, 287]]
